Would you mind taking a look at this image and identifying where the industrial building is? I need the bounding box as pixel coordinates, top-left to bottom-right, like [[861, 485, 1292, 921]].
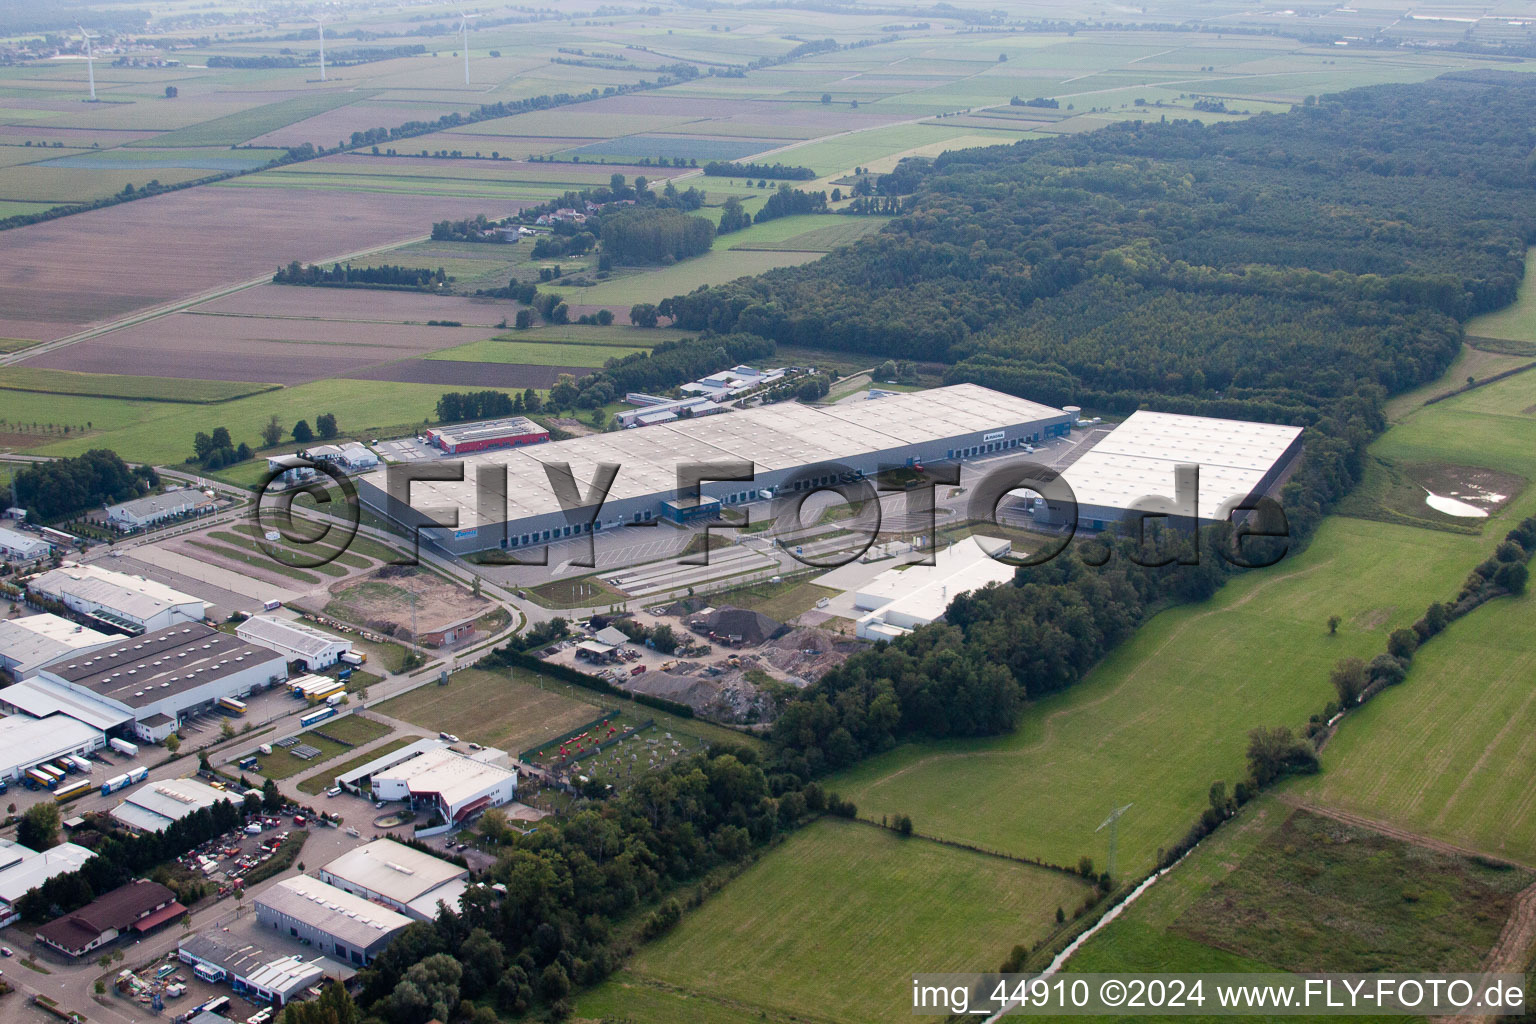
[[1044, 410, 1305, 530], [364, 384, 1072, 556], [0, 839, 96, 927], [178, 933, 352, 1005], [36, 879, 184, 957], [318, 839, 469, 921], [104, 491, 215, 532], [25, 563, 207, 635], [1, 621, 287, 742], [254, 875, 411, 966], [236, 616, 352, 671], [0, 527, 51, 561], [333, 737, 446, 792], [852, 536, 1018, 641], [0, 713, 105, 783], [425, 415, 549, 455], [0, 613, 114, 679], [111, 777, 236, 833], [371, 744, 517, 826], [302, 442, 380, 473]]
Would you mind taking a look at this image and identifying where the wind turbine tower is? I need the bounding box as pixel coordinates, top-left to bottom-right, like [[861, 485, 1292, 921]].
[[457, 10, 477, 85], [1095, 803, 1133, 881], [316, 17, 327, 82], [78, 26, 97, 101]]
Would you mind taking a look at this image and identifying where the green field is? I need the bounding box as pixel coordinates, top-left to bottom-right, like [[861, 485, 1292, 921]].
[[297, 735, 416, 796], [425, 338, 649, 367], [0, 366, 276, 403], [253, 714, 390, 780], [0, 338, 37, 354], [1466, 250, 1536, 346], [137, 91, 377, 149], [1294, 589, 1536, 866], [579, 818, 1090, 1024], [549, 248, 825, 308], [828, 366, 1536, 879], [1070, 798, 1531, 998], [375, 666, 614, 756]]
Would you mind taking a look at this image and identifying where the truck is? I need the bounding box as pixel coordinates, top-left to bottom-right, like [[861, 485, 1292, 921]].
[[299, 706, 337, 729], [340, 651, 365, 666], [54, 779, 92, 803], [325, 693, 345, 707], [217, 696, 248, 716], [125, 765, 149, 786], [100, 773, 130, 794], [109, 737, 139, 757], [66, 755, 93, 774], [25, 768, 54, 789], [238, 756, 259, 771], [262, 599, 282, 611], [36, 764, 64, 785]]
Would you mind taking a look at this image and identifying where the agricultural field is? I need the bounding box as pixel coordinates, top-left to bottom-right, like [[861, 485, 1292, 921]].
[[0, 366, 275, 402], [425, 336, 649, 368], [547, 248, 825, 309], [1070, 798, 1533, 985], [1465, 251, 1536, 350], [828, 365, 1536, 879], [578, 818, 1091, 1024]]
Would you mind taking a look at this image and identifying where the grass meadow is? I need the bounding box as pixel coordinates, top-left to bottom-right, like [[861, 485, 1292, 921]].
[[579, 818, 1090, 1024], [1466, 250, 1536, 347]]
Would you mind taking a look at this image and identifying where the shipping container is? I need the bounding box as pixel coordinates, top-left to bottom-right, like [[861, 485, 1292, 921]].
[[340, 651, 364, 666], [100, 773, 130, 794], [126, 765, 149, 785], [67, 755, 93, 773], [26, 768, 54, 789], [300, 706, 337, 728], [109, 738, 139, 757]]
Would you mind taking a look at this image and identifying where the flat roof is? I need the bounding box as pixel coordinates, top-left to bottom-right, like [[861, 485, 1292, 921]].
[[0, 527, 50, 554], [107, 491, 210, 517], [236, 616, 350, 660], [383, 384, 1067, 530], [0, 713, 105, 773], [255, 876, 411, 948], [112, 777, 232, 831], [42, 622, 285, 708], [335, 738, 446, 788], [27, 563, 206, 622], [0, 614, 115, 676], [179, 934, 349, 993], [0, 842, 95, 904], [856, 536, 1017, 629], [404, 877, 470, 920], [1063, 410, 1304, 520], [0, 677, 132, 731], [432, 416, 546, 445], [375, 746, 516, 810], [320, 838, 467, 905]]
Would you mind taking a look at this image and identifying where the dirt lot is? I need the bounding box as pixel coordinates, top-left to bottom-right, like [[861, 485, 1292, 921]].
[[23, 310, 502, 385], [0, 185, 500, 342], [318, 565, 489, 635]]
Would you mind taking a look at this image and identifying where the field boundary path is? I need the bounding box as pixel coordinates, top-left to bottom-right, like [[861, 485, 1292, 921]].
[[1277, 795, 1533, 869], [1440, 880, 1536, 1024]]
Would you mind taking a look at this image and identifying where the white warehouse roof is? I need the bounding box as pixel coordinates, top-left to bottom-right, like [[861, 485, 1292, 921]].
[[256, 876, 411, 948], [1063, 410, 1304, 521], [236, 616, 351, 661], [854, 536, 1017, 640], [27, 563, 206, 624], [380, 384, 1067, 530], [375, 746, 517, 811], [320, 839, 467, 907], [0, 841, 95, 905], [0, 614, 114, 678], [111, 777, 232, 833], [0, 677, 133, 731], [0, 713, 105, 775]]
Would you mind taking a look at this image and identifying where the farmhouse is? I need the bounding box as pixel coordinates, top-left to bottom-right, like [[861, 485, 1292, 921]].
[[4, 621, 287, 742], [425, 415, 549, 455], [110, 777, 235, 833], [25, 563, 206, 635], [254, 875, 411, 966], [318, 838, 469, 921], [0, 527, 50, 561], [366, 384, 1072, 557], [0, 613, 114, 679], [236, 615, 352, 670], [35, 879, 184, 957], [0, 838, 96, 927], [0, 713, 105, 783], [104, 491, 215, 532], [1042, 410, 1306, 530]]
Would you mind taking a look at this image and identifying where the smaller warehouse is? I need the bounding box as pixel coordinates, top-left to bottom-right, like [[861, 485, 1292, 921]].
[[35, 879, 184, 957], [0, 838, 95, 927], [0, 713, 105, 783], [426, 416, 548, 455], [318, 838, 468, 922], [111, 777, 235, 834], [255, 875, 411, 966], [178, 933, 352, 1006], [104, 491, 215, 532], [236, 616, 352, 671], [0, 527, 51, 562], [302, 442, 379, 473], [852, 536, 1017, 641], [372, 745, 517, 826], [25, 563, 207, 635], [0, 613, 114, 680], [333, 738, 446, 792]]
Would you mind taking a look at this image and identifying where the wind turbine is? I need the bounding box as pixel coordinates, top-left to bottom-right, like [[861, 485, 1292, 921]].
[[77, 26, 97, 101], [1095, 803, 1133, 882], [315, 16, 327, 82], [456, 9, 477, 85]]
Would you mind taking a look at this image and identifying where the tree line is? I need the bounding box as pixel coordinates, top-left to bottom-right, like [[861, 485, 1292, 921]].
[[702, 161, 817, 180], [435, 390, 542, 424], [273, 261, 450, 291], [11, 449, 156, 521], [545, 333, 775, 412]]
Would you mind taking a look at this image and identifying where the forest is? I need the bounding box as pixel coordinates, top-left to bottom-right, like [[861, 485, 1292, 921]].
[[273, 261, 449, 291], [702, 161, 817, 180], [11, 448, 157, 521], [596, 206, 715, 265]]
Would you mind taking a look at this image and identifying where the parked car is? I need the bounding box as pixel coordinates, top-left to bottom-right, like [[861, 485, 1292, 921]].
[[1, 946, 13, 957], [326, 787, 342, 798]]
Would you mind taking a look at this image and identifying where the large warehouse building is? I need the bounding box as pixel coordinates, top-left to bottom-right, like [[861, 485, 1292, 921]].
[[364, 384, 1072, 556], [255, 875, 411, 966], [0, 613, 114, 680], [25, 564, 206, 635], [111, 777, 235, 833], [236, 615, 352, 671], [318, 839, 469, 921], [1044, 411, 1305, 530], [0, 621, 287, 742], [426, 415, 549, 455], [0, 713, 105, 783]]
